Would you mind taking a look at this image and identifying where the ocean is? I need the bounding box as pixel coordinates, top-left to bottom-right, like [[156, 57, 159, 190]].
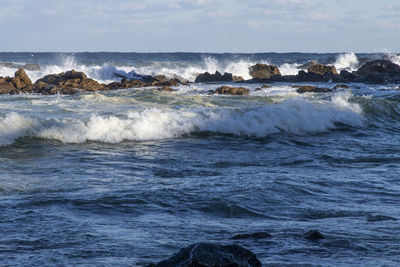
[[1, 52, 400, 266]]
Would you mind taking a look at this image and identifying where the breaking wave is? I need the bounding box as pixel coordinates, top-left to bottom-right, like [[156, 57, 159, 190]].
[[0, 92, 364, 146]]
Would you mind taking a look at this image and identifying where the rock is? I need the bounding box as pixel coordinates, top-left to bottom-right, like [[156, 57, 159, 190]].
[[232, 231, 272, 240], [0, 78, 17, 94], [296, 85, 332, 94], [215, 86, 250, 95], [249, 64, 281, 79], [106, 79, 145, 90], [23, 63, 40, 71], [366, 214, 397, 222], [304, 230, 325, 240], [254, 88, 263, 91], [12, 69, 32, 89], [157, 86, 176, 92], [356, 60, 400, 75], [339, 70, 357, 80], [308, 64, 338, 75], [333, 84, 350, 89], [154, 243, 261, 267], [261, 84, 272, 88], [297, 60, 318, 69], [154, 75, 168, 83], [172, 74, 189, 85], [195, 71, 233, 83], [233, 75, 244, 82], [25, 70, 105, 94]]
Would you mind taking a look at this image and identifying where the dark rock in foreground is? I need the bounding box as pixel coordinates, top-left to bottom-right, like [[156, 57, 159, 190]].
[[154, 243, 261, 267], [304, 230, 325, 240], [215, 86, 250, 95], [195, 71, 233, 83], [249, 63, 281, 79]]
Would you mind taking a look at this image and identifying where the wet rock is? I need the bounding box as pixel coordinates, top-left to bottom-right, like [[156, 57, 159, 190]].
[[0, 77, 17, 94], [261, 84, 272, 88], [195, 71, 233, 83], [106, 79, 146, 90], [157, 86, 176, 92], [297, 60, 318, 69], [154, 243, 261, 267], [25, 70, 105, 94], [233, 75, 244, 82], [339, 70, 357, 81], [295, 85, 332, 93], [254, 88, 263, 91], [356, 60, 400, 75], [154, 75, 168, 83], [304, 230, 325, 240], [12, 69, 32, 89], [333, 84, 350, 89], [215, 86, 250, 95], [366, 214, 397, 222], [308, 64, 338, 75], [232, 231, 272, 240], [249, 63, 281, 79]]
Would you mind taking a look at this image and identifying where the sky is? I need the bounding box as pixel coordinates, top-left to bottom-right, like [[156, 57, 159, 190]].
[[1, 0, 399, 52]]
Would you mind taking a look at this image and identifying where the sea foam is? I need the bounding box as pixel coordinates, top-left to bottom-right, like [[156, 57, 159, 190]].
[[0, 92, 364, 146]]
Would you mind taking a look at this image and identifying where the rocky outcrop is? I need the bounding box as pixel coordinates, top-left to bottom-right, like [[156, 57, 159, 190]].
[[154, 243, 261, 267], [333, 84, 350, 89], [23, 70, 105, 94], [195, 71, 233, 83], [215, 86, 250, 95], [0, 69, 32, 94], [308, 64, 338, 75], [249, 64, 281, 79], [295, 85, 332, 94], [157, 86, 176, 92]]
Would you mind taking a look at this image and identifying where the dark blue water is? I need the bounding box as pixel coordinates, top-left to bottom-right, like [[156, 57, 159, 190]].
[[0, 52, 400, 266]]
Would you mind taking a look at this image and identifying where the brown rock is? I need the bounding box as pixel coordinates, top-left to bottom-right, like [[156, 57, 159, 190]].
[[261, 84, 272, 88], [154, 75, 168, 83], [233, 75, 244, 82], [333, 84, 350, 89], [296, 85, 332, 93], [215, 86, 250, 95], [308, 64, 338, 75], [158, 86, 176, 92], [249, 64, 281, 79], [11, 69, 32, 89]]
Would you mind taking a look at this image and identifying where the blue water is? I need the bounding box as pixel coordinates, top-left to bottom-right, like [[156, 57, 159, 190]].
[[0, 52, 400, 266]]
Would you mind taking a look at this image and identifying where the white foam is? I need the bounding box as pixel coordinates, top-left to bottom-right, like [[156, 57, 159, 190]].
[[278, 63, 301, 76], [334, 53, 359, 72], [0, 92, 364, 145]]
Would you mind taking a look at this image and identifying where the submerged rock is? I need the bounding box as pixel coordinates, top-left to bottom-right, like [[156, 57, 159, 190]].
[[249, 63, 281, 79], [304, 230, 325, 240], [232, 231, 272, 240], [215, 86, 250, 95], [308, 64, 338, 75], [295, 85, 332, 93], [154, 243, 261, 267], [195, 71, 233, 83], [157, 86, 176, 92], [333, 84, 350, 89]]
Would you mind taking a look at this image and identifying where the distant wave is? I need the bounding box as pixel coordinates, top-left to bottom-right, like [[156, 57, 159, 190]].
[[0, 92, 364, 146]]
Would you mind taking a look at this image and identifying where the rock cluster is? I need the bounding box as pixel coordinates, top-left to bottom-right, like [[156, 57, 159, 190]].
[[0, 69, 185, 95], [195, 71, 233, 83]]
